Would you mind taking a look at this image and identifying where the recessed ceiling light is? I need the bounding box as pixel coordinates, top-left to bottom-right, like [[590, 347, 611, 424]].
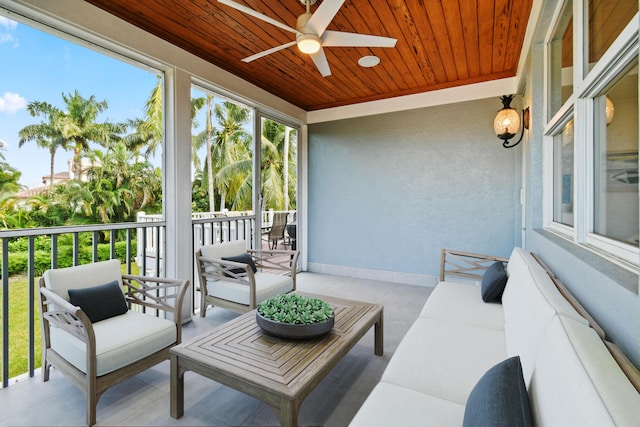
[[358, 55, 380, 68]]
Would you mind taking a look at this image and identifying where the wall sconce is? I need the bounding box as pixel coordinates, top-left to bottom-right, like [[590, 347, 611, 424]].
[[494, 95, 530, 148]]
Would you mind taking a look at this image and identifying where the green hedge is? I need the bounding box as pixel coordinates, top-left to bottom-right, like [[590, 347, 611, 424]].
[[1, 241, 137, 276]]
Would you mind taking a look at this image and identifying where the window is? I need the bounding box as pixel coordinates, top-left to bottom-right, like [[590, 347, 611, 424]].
[[587, 0, 638, 71], [544, 0, 639, 269], [190, 86, 254, 215], [548, 0, 573, 120], [553, 120, 575, 226], [0, 14, 163, 227], [591, 65, 638, 246]]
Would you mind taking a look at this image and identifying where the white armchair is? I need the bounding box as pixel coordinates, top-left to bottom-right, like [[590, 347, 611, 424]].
[[38, 259, 190, 426], [196, 240, 299, 315]]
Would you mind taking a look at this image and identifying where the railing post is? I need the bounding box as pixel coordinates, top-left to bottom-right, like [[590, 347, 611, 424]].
[[72, 232, 79, 266], [28, 236, 35, 378], [2, 238, 9, 388], [92, 231, 99, 262]]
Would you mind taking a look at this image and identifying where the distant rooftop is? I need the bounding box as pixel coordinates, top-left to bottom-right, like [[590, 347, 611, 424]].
[[15, 186, 49, 199]]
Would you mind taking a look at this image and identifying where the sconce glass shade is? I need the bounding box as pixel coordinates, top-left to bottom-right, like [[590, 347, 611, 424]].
[[605, 96, 614, 124], [297, 33, 321, 54], [494, 108, 521, 138], [494, 95, 529, 148]]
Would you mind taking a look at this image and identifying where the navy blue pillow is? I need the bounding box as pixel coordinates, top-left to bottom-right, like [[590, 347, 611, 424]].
[[463, 356, 533, 427], [222, 252, 257, 274], [481, 261, 508, 302], [68, 280, 128, 323]]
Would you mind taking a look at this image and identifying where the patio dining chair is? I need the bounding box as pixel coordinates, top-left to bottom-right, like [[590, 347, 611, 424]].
[[196, 240, 299, 315], [263, 212, 288, 249], [38, 259, 190, 426]]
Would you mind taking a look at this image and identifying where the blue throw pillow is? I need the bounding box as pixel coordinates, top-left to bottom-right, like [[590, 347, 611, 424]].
[[463, 356, 534, 427], [68, 280, 128, 323], [481, 261, 508, 302], [222, 252, 257, 274]]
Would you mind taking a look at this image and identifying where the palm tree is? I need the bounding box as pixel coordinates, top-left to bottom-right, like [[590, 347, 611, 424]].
[[204, 95, 215, 210], [191, 99, 251, 211], [123, 76, 165, 158], [260, 119, 297, 211], [125, 76, 207, 162], [212, 101, 251, 210], [18, 101, 68, 188], [58, 90, 124, 178], [53, 142, 162, 226], [0, 194, 21, 229], [0, 159, 24, 195]]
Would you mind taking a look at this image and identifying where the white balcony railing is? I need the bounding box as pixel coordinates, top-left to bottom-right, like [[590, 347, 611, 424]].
[[0, 209, 296, 388]]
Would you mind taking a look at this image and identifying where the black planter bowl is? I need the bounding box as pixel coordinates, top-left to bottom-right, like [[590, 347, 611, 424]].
[[256, 311, 334, 339]]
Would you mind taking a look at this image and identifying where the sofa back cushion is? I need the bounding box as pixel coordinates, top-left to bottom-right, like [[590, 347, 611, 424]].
[[520, 251, 588, 323], [502, 248, 559, 384], [529, 316, 640, 426], [502, 248, 589, 385], [43, 259, 123, 302]]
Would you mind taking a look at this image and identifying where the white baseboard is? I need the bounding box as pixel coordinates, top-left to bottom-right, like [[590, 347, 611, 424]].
[[306, 262, 438, 287]]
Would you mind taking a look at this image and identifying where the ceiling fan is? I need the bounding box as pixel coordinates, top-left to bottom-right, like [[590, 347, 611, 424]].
[[218, 0, 397, 77]]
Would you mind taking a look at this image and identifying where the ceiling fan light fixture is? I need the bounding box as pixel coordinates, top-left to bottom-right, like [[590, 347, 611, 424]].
[[297, 33, 321, 54]]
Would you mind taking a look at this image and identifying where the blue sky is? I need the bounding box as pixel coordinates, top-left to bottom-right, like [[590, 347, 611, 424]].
[[0, 15, 159, 188]]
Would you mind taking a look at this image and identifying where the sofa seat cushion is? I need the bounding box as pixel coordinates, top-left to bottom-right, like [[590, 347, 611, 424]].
[[349, 382, 465, 427], [529, 316, 640, 426], [381, 317, 506, 405], [50, 311, 176, 376], [206, 272, 293, 305], [420, 281, 504, 330]]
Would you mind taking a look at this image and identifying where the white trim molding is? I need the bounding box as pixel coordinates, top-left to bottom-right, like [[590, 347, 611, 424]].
[[306, 262, 438, 288]]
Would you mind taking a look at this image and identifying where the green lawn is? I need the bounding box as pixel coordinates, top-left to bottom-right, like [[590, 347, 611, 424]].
[[0, 263, 141, 383], [0, 274, 41, 382]]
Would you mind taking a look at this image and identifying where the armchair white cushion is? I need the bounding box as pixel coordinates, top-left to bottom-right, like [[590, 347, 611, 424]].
[[39, 259, 190, 426], [197, 240, 299, 314], [49, 311, 176, 376]]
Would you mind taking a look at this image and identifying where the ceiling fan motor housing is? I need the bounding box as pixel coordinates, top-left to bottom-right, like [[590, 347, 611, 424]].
[[296, 12, 321, 54]]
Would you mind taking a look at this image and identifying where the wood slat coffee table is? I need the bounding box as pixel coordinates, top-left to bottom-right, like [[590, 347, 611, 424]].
[[170, 293, 383, 427]]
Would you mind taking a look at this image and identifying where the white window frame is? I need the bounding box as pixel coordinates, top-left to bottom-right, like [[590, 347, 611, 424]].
[[544, 103, 575, 236], [543, 0, 640, 270]]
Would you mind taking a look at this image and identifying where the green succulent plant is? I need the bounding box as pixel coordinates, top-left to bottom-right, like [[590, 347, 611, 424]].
[[257, 293, 334, 325]]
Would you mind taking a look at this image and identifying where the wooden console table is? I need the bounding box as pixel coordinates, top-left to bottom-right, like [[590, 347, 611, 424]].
[[170, 293, 383, 427]]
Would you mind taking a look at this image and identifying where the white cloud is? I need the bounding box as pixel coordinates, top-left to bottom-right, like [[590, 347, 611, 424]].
[[0, 92, 27, 113], [0, 17, 17, 45], [0, 17, 17, 30]]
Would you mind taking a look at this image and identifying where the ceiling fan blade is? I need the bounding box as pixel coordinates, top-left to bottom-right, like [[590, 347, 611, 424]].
[[310, 48, 332, 77], [242, 41, 296, 62], [322, 30, 397, 48], [218, 0, 299, 35], [306, 0, 345, 36]]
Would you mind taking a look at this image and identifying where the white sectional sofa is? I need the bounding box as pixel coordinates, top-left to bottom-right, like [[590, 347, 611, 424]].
[[349, 247, 640, 426]]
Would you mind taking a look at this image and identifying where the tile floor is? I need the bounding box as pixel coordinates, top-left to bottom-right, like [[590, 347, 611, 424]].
[[0, 272, 432, 426]]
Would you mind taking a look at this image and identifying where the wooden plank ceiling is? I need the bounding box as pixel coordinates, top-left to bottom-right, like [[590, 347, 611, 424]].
[[84, 0, 533, 111]]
